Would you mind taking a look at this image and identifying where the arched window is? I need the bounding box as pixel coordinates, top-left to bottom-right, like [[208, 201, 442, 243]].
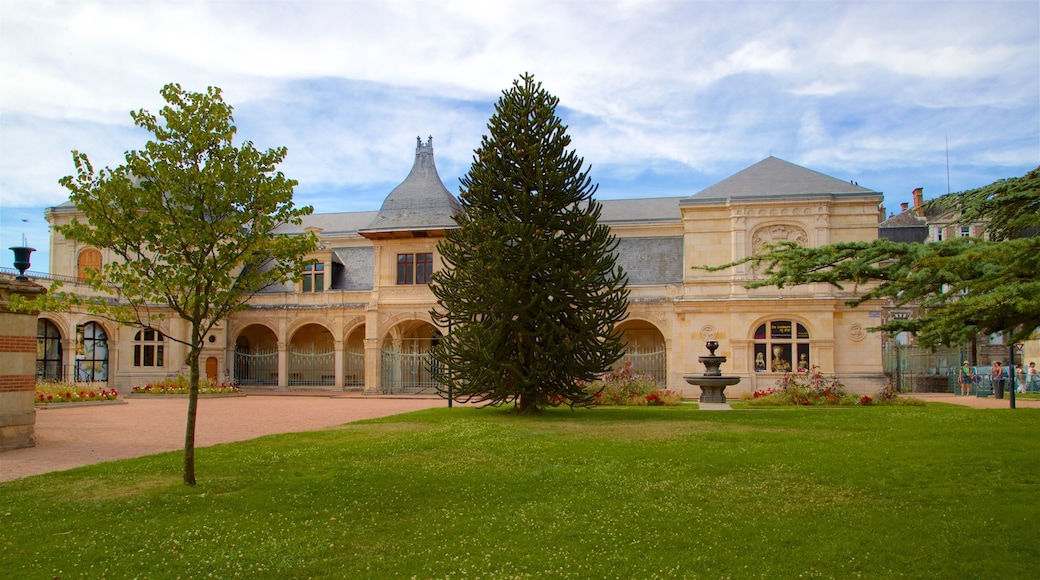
[[133, 329, 165, 367], [77, 248, 102, 282], [37, 319, 63, 381], [753, 321, 810, 373], [76, 322, 108, 382]]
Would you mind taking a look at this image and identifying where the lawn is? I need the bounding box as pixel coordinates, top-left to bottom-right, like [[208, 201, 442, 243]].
[[2, 404, 1037, 578]]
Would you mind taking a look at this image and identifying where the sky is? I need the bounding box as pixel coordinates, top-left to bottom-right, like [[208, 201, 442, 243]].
[[2, 0, 1038, 272]]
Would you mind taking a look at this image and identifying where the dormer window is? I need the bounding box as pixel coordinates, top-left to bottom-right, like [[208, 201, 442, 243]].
[[302, 262, 324, 292]]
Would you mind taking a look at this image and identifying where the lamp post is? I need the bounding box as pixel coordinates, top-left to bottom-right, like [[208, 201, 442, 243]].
[[9, 246, 36, 280]]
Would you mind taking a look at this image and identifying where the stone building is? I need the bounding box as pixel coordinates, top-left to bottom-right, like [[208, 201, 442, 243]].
[[35, 138, 887, 396]]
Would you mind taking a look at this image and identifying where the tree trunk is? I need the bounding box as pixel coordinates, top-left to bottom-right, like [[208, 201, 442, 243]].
[[183, 345, 201, 485]]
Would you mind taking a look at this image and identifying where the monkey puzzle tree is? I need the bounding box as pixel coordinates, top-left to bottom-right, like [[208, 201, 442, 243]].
[[39, 83, 317, 484], [430, 73, 630, 414]]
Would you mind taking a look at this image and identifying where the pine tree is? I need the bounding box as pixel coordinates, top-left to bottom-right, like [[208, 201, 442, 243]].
[[430, 73, 629, 414]]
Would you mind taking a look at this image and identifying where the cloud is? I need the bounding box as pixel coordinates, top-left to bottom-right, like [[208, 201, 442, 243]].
[[1, 0, 1037, 272]]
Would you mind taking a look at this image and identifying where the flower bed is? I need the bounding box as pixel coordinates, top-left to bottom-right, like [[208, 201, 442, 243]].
[[582, 362, 683, 406], [35, 381, 119, 405], [743, 367, 923, 407], [131, 375, 240, 395]]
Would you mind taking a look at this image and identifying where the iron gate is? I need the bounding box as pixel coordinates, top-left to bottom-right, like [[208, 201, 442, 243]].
[[289, 344, 334, 386], [614, 344, 667, 387], [234, 347, 278, 386], [381, 340, 439, 394]]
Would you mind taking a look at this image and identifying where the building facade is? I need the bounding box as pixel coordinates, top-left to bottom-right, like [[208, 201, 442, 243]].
[[36, 139, 888, 396]]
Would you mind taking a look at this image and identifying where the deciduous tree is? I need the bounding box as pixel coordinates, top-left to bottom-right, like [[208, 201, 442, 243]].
[[430, 74, 629, 413], [31, 83, 316, 484]]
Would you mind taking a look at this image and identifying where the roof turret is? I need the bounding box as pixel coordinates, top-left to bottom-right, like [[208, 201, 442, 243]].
[[359, 136, 461, 239]]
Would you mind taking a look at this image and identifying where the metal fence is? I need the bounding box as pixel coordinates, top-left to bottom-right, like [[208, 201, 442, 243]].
[[381, 340, 440, 394], [614, 344, 667, 387], [882, 342, 972, 393], [234, 347, 278, 386], [289, 344, 335, 386]]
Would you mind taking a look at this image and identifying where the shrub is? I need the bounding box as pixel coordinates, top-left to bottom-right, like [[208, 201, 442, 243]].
[[582, 362, 681, 406], [746, 366, 858, 406], [131, 375, 239, 395], [868, 382, 925, 406]]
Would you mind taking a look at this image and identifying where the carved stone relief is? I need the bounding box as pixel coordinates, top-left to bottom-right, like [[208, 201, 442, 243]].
[[751, 224, 809, 255]]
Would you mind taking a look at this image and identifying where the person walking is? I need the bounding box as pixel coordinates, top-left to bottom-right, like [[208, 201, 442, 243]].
[[990, 361, 1008, 399], [958, 361, 973, 396]]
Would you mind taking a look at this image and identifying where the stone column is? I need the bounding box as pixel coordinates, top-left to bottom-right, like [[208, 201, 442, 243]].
[[364, 338, 380, 394], [277, 340, 288, 389], [333, 340, 344, 389], [0, 277, 46, 450]]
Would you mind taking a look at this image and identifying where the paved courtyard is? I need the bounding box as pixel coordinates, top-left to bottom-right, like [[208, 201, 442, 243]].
[[1, 394, 446, 482], [2, 391, 1035, 483]]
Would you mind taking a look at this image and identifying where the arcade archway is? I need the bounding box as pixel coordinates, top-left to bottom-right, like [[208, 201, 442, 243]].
[[613, 319, 667, 386], [234, 324, 278, 386], [380, 321, 440, 394]]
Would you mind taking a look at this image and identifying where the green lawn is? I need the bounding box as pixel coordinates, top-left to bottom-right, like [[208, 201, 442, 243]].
[[2, 404, 1038, 578]]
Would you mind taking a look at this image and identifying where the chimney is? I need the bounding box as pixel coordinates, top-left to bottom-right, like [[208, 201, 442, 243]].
[[912, 187, 924, 215], [900, 202, 909, 212]]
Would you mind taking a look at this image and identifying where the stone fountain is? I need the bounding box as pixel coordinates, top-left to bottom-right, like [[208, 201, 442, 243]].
[[683, 340, 741, 403]]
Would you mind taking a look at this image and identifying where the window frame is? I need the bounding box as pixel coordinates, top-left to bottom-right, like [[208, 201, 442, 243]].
[[302, 262, 325, 293], [76, 322, 109, 382], [36, 319, 63, 381], [753, 320, 811, 373], [415, 252, 433, 284], [133, 328, 165, 368], [397, 253, 415, 285]]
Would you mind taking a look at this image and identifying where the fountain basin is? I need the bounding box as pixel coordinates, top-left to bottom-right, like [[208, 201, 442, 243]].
[[683, 374, 740, 403]]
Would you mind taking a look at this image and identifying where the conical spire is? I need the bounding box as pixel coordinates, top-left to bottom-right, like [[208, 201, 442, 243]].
[[359, 136, 461, 239]]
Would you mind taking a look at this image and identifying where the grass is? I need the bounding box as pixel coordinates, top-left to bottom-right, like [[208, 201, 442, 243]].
[[2, 404, 1038, 578]]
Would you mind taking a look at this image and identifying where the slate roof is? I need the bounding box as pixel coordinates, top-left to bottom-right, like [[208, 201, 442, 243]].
[[879, 207, 929, 243], [880, 210, 927, 228], [358, 136, 461, 237], [272, 211, 378, 236], [598, 197, 682, 224], [684, 156, 880, 204], [331, 247, 374, 291]]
